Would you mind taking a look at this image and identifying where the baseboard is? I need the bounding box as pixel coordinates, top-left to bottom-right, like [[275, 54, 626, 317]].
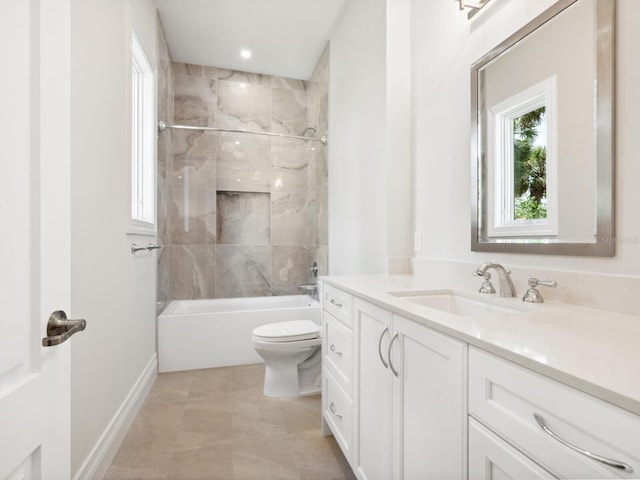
[[73, 353, 158, 480]]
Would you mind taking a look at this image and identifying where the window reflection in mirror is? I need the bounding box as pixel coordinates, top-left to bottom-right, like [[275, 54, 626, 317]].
[[487, 78, 556, 238]]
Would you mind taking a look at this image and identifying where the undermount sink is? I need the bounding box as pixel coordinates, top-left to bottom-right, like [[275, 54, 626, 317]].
[[389, 290, 524, 317]]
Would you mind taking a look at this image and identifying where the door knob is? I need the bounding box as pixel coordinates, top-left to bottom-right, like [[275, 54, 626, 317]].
[[42, 310, 86, 347]]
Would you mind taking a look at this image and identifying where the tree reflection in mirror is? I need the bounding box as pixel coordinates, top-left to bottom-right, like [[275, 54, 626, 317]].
[[513, 106, 546, 221]]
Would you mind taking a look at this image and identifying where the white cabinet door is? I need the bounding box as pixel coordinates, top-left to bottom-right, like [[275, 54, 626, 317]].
[[0, 0, 73, 478], [354, 299, 393, 480], [354, 300, 467, 480], [392, 315, 467, 480], [469, 418, 556, 480]]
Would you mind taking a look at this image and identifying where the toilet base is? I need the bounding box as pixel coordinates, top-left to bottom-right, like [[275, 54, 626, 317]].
[[299, 383, 321, 396], [263, 376, 321, 397], [263, 363, 302, 397], [262, 356, 321, 397]]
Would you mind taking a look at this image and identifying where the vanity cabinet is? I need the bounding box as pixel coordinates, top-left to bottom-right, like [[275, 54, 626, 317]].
[[322, 284, 355, 461], [354, 298, 467, 480], [468, 348, 640, 479], [322, 280, 640, 480]]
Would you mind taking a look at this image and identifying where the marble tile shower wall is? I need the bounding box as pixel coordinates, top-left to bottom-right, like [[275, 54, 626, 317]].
[[308, 45, 329, 248], [159, 46, 329, 300]]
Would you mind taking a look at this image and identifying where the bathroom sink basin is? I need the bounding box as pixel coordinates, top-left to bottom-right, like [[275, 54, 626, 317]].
[[389, 290, 523, 317]]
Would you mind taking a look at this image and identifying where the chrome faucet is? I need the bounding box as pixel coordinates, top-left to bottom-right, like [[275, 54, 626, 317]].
[[299, 283, 319, 301], [473, 262, 516, 297], [298, 262, 321, 301]]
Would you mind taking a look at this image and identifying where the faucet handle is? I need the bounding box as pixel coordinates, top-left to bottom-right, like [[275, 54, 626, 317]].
[[529, 278, 557, 288], [474, 272, 496, 294], [522, 278, 557, 303], [309, 262, 319, 279]]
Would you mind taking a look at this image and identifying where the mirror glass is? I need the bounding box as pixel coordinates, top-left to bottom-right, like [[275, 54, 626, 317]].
[[471, 0, 615, 256]]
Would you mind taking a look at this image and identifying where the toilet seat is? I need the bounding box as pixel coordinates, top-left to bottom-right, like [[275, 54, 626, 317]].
[[252, 320, 320, 342]]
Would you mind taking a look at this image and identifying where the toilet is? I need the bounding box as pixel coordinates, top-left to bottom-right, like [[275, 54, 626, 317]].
[[252, 320, 322, 397]]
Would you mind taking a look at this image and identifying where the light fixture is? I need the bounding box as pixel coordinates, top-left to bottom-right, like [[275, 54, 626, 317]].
[[240, 49, 252, 59], [456, 0, 490, 19]]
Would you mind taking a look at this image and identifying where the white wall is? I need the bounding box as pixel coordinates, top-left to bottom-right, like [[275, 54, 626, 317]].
[[328, 0, 413, 275], [412, 0, 640, 276], [329, 0, 387, 275], [70, 0, 158, 475], [386, 0, 413, 265]]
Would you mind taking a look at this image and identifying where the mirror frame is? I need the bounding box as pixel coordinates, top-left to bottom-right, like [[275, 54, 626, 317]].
[[470, 0, 615, 256]]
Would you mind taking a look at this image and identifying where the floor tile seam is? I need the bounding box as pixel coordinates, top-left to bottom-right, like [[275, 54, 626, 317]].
[[229, 439, 303, 480], [166, 441, 235, 480]]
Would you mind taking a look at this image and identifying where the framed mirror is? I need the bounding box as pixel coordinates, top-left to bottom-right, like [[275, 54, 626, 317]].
[[471, 0, 615, 256]]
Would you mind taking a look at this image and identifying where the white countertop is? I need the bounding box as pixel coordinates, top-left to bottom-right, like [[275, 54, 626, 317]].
[[320, 274, 640, 416]]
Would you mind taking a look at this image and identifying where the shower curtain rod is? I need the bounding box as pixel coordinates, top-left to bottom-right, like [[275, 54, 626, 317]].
[[158, 121, 327, 145]]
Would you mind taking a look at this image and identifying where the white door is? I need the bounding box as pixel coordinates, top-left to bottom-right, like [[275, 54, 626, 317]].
[[0, 0, 74, 478]]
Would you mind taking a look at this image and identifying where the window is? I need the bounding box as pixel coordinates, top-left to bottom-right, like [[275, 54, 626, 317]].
[[487, 77, 557, 238], [130, 31, 155, 232]]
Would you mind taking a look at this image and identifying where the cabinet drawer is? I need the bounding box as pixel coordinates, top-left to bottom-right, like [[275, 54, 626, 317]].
[[323, 369, 352, 462], [469, 347, 640, 479], [469, 418, 555, 480], [323, 283, 353, 328], [323, 312, 353, 393]]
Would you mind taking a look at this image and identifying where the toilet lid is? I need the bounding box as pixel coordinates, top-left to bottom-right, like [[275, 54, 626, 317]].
[[252, 320, 320, 342]]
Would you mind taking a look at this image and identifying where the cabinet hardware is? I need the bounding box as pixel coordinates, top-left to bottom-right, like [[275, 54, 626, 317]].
[[388, 331, 399, 377], [330, 402, 343, 419], [330, 344, 343, 356], [330, 298, 343, 308], [378, 326, 389, 368], [533, 413, 633, 473]]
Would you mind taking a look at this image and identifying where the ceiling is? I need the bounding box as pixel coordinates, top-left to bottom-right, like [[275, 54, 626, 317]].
[[154, 0, 347, 80]]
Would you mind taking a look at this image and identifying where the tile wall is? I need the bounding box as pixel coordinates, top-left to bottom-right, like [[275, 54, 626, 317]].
[[158, 45, 329, 300]]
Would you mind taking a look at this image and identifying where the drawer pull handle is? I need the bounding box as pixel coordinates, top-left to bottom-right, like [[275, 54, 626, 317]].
[[330, 344, 343, 356], [533, 413, 634, 473], [329, 402, 343, 419], [378, 326, 389, 368], [330, 298, 343, 308], [388, 331, 399, 377]]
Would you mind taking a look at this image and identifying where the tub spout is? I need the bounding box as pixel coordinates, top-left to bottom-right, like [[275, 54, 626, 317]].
[[299, 283, 319, 301]]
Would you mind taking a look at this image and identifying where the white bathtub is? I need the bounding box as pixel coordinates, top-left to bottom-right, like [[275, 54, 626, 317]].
[[157, 295, 320, 372]]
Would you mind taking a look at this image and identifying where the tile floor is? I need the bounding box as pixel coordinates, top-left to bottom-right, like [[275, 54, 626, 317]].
[[105, 364, 356, 480]]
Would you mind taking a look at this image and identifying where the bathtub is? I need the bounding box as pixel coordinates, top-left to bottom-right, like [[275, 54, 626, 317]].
[[157, 295, 320, 372]]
